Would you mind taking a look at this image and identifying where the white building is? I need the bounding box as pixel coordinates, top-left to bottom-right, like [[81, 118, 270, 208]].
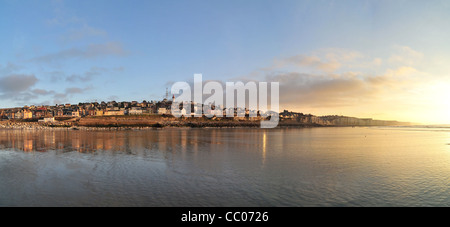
[[157, 107, 169, 115], [104, 110, 125, 116], [129, 108, 143, 115]]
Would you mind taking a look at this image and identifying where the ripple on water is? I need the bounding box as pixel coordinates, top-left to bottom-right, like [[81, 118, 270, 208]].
[[1, 127, 450, 206]]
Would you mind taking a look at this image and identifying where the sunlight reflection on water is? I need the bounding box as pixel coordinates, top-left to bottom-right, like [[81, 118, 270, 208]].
[[0, 127, 449, 207]]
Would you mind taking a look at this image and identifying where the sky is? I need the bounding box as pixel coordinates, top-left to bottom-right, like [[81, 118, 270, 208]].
[[1, 0, 450, 124]]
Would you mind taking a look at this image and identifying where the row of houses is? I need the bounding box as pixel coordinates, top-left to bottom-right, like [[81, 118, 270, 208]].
[[0, 97, 272, 120], [0, 99, 175, 120], [0, 100, 405, 126]]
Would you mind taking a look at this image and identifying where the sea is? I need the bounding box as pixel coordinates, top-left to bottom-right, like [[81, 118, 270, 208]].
[[0, 126, 449, 206]]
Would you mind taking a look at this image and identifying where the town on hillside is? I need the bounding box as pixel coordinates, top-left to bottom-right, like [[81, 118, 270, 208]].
[[0, 94, 408, 127], [0, 97, 176, 121], [0, 95, 270, 121]]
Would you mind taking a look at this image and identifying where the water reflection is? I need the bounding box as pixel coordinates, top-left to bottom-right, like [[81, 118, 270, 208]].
[[0, 129, 272, 157], [1, 127, 450, 206], [262, 132, 267, 166]]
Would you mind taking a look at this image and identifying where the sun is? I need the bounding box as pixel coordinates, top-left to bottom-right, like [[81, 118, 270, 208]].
[[425, 83, 450, 125]]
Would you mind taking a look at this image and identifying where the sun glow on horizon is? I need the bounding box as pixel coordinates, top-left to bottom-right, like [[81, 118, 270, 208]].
[[422, 82, 450, 125], [282, 76, 450, 125]]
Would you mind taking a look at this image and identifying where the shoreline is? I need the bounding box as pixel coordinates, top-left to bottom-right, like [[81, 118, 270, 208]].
[[0, 120, 400, 131], [0, 119, 326, 131], [0, 113, 411, 130], [0, 115, 410, 130]]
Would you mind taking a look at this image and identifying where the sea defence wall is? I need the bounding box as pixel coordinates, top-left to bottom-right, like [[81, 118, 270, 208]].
[[77, 115, 263, 127], [0, 114, 410, 129], [78, 115, 163, 127]]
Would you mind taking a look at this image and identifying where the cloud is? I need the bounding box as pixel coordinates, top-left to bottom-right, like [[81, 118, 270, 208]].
[[263, 72, 373, 108], [0, 74, 38, 93], [0, 63, 22, 76], [271, 48, 363, 73], [166, 46, 426, 116], [46, 0, 108, 44], [388, 46, 424, 66], [0, 92, 36, 105], [50, 86, 92, 104], [274, 65, 423, 108], [0, 69, 57, 105], [317, 48, 363, 63], [46, 15, 84, 27], [372, 58, 383, 66], [53, 93, 68, 99], [52, 86, 91, 98], [47, 71, 66, 82], [31, 42, 127, 63], [32, 89, 55, 95], [66, 67, 108, 82], [385, 66, 417, 77], [66, 66, 125, 83], [45, 0, 84, 27], [0, 74, 41, 105], [65, 87, 90, 94], [66, 74, 89, 82], [218, 46, 427, 117], [62, 25, 107, 42], [281, 55, 341, 73]]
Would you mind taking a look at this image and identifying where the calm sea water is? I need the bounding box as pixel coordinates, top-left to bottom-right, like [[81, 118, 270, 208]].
[[0, 127, 449, 207]]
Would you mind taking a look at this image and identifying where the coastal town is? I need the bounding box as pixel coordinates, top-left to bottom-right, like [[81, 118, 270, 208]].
[[0, 97, 177, 121], [0, 95, 269, 122], [0, 93, 409, 129]]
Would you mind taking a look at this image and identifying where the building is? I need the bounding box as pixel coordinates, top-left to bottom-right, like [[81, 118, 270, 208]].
[[38, 117, 55, 123], [34, 110, 46, 119], [157, 107, 169, 115], [23, 110, 33, 119], [14, 110, 23, 119], [104, 110, 125, 116], [72, 111, 80, 117], [129, 107, 143, 115], [95, 109, 104, 116]]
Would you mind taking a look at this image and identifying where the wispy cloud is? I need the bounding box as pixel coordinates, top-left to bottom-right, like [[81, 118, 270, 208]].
[[269, 48, 364, 74], [51, 86, 92, 104], [281, 55, 341, 73], [46, 15, 84, 27], [45, 0, 109, 45], [388, 45, 424, 66], [66, 67, 108, 82], [61, 25, 107, 42], [32, 89, 55, 96], [0, 63, 22, 76], [46, 71, 66, 82], [31, 42, 127, 63], [65, 86, 91, 94], [45, 0, 84, 27]]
